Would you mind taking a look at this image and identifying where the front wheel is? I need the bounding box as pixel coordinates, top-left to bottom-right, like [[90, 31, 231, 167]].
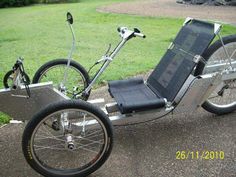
[[22, 100, 113, 177], [33, 59, 90, 100], [3, 70, 30, 88], [195, 34, 236, 115]]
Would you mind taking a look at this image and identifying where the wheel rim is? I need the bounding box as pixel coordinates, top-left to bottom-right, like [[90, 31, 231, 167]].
[[203, 41, 236, 107], [4, 71, 29, 88], [30, 108, 108, 175], [38, 64, 87, 99], [5, 73, 14, 88]]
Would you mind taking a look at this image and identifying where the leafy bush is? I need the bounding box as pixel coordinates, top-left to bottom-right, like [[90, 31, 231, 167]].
[[39, 0, 79, 3], [0, 0, 34, 7], [0, 0, 79, 8]]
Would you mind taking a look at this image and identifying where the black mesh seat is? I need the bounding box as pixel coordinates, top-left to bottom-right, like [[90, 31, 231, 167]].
[[108, 78, 166, 113], [109, 19, 218, 114]]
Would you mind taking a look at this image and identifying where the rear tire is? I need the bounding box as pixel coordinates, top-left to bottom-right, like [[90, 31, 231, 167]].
[[195, 34, 236, 115]]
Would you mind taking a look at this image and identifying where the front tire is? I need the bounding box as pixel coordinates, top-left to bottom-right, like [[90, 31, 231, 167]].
[[22, 100, 113, 177], [33, 59, 90, 100], [3, 70, 30, 88]]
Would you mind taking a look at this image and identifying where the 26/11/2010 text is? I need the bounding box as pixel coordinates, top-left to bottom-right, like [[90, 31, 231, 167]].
[[176, 151, 225, 160]]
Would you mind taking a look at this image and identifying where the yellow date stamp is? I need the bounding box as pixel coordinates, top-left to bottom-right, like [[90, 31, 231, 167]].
[[176, 150, 225, 160]]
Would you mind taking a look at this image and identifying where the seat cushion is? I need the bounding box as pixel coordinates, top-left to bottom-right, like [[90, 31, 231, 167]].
[[108, 78, 166, 114]]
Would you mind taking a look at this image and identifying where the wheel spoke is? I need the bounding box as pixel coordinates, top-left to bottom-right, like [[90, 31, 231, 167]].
[[34, 144, 66, 151], [35, 135, 65, 141], [202, 37, 236, 110]]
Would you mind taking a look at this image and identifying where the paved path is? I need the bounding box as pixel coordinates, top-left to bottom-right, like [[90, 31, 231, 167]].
[[0, 84, 236, 177], [1, 2, 236, 175], [98, 0, 236, 25]]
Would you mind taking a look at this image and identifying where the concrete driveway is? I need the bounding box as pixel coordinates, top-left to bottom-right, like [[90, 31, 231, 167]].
[[0, 85, 235, 177], [98, 0, 236, 25]]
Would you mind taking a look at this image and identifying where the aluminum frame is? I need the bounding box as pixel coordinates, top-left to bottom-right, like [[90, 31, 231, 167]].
[[104, 72, 222, 125], [183, 17, 221, 35]]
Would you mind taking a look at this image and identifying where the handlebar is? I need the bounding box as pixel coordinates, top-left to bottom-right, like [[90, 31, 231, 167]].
[[117, 27, 146, 39], [134, 32, 146, 38]]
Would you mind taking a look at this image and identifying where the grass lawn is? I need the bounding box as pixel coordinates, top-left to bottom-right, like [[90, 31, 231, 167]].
[[0, 0, 236, 124]]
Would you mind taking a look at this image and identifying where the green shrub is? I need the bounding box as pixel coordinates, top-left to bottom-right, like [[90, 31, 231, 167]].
[[43, 0, 79, 3], [33, 0, 79, 4], [0, 0, 34, 7], [0, 0, 79, 8]]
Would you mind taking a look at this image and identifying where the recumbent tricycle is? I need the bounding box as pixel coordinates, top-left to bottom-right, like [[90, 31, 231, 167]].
[[1, 12, 236, 177]]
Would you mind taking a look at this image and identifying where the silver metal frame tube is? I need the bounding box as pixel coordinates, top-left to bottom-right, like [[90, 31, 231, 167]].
[[85, 39, 127, 93]]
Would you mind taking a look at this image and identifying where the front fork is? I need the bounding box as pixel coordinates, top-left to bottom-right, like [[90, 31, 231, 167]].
[[60, 112, 75, 150], [59, 112, 87, 150]]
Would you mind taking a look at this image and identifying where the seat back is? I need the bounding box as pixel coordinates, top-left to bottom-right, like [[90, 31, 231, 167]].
[[147, 19, 219, 102]]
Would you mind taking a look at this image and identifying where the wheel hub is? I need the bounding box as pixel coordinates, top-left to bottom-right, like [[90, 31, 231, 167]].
[[58, 83, 66, 94], [65, 135, 75, 151], [67, 142, 75, 150]]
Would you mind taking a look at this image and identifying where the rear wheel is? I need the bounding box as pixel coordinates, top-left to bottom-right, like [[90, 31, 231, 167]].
[[195, 34, 236, 114], [33, 59, 90, 100], [22, 100, 113, 177]]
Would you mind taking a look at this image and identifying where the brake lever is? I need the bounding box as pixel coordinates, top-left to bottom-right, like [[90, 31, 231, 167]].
[[134, 28, 141, 33], [105, 43, 111, 56], [95, 44, 112, 64]]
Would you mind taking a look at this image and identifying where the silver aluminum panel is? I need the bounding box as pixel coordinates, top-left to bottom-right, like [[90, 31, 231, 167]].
[[0, 82, 68, 121], [174, 73, 221, 114]]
